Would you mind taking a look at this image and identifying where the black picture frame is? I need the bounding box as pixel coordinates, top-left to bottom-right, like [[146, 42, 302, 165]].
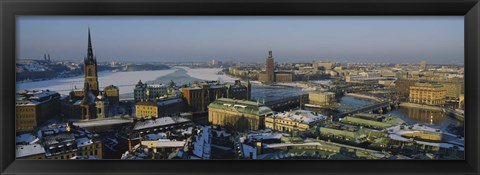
[[1, 0, 479, 174]]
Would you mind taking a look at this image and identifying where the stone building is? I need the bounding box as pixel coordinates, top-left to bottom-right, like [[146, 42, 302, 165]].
[[66, 29, 120, 120], [180, 80, 251, 114], [441, 81, 464, 100], [274, 73, 293, 83], [15, 90, 61, 132], [308, 91, 336, 107], [258, 50, 293, 84], [258, 50, 275, 84], [134, 81, 170, 102], [208, 98, 274, 131], [265, 110, 324, 132], [409, 83, 446, 105], [395, 79, 418, 97], [135, 97, 185, 118]]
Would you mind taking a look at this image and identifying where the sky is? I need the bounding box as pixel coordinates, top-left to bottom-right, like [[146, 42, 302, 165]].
[[17, 16, 464, 64]]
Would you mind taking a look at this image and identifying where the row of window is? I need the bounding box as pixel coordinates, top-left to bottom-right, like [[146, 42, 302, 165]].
[[16, 114, 35, 118], [17, 120, 35, 124], [17, 108, 35, 112]]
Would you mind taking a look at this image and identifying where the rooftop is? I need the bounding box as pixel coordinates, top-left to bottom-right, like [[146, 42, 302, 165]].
[[16, 144, 45, 158], [273, 109, 325, 124], [208, 98, 273, 116], [133, 117, 190, 131]]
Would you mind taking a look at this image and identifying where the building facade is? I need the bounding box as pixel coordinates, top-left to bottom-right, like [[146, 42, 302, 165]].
[[441, 81, 464, 100], [134, 80, 170, 102], [135, 101, 158, 118], [265, 110, 324, 132], [181, 81, 251, 114], [16, 90, 61, 132], [308, 92, 336, 106], [395, 79, 418, 97], [409, 83, 447, 105], [274, 73, 293, 83], [314, 61, 334, 70], [208, 98, 274, 131], [135, 97, 185, 118]]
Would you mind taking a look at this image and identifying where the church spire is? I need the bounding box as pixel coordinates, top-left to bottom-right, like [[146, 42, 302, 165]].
[[86, 27, 95, 63]]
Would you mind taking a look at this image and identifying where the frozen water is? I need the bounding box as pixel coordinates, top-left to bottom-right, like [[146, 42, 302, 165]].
[[179, 66, 237, 83], [17, 67, 239, 96], [17, 69, 176, 95]]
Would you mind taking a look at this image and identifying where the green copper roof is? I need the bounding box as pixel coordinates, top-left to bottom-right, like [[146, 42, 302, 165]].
[[340, 117, 393, 129], [319, 127, 357, 139], [208, 98, 273, 116]]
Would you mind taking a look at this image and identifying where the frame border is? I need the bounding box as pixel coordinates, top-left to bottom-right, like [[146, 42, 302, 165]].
[[1, 0, 479, 175]]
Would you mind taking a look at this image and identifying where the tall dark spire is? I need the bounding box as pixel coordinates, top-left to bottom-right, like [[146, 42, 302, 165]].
[[86, 28, 95, 63]]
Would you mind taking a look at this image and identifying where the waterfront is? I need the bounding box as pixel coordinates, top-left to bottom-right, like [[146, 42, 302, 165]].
[[16, 67, 234, 98], [16, 69, 177, 95], [14, 17, 466, 160], [338, 96, 463, 130], [386, 106, 463, 130], [16, 67, 463, 131]]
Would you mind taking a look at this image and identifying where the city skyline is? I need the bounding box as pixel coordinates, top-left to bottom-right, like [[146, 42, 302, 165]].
[[15, 27, 465, 160], [17, 16, 464, 64]]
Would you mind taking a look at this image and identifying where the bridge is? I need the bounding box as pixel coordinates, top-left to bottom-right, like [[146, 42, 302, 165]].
[[334, 101, 399, 120], [263, 94, 309, 112]]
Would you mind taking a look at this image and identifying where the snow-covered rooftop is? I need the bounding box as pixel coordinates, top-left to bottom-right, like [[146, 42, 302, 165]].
[[147, 84, 168, 88], [241, 143, 257, 159], [248, 132, 282, 141], [16, 133, 37, 144], [16, 144, 45, 158], [75, 137, 93, 147], [415, 141, 464, 151], [74, 117, 133, 128], [70, 156, 100, 160], [180, 127, 194, 135], [273, 109, 325, 124], [388, 134, 412, 142], [157, 98, 182, 106], [386, 124, 441, 136], [152, 139, 186, 148], [133, 117, 190, 131], [143, 133, 167, 141], [191, 126, 211, 159]]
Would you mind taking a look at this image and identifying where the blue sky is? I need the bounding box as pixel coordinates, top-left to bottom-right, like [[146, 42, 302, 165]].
[[17, 16, 464, 64]]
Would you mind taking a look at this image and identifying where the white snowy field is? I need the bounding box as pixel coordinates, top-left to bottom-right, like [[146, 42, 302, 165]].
[[16, 69, 176, 95], [179, 66, 237, 83]]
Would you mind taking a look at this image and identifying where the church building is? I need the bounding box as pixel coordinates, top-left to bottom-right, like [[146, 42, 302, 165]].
[[67, 29, 120, 120]]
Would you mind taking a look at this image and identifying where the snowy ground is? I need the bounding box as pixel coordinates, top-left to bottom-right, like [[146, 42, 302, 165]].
[[178, 66, 237, 83], [17, 69, 176, 95]]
